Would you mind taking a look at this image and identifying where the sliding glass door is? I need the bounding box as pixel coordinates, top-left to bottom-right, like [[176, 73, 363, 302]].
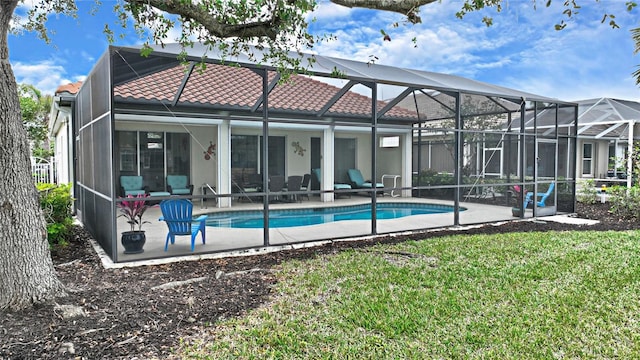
[[140, 132, 165, 192], [335, 138, 356, 184], [261, 136, 285, 176], [115, 131, 191, 193], [231, 135, 285, 189]]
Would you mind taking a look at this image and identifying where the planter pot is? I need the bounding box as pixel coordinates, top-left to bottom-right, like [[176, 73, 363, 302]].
[[121, 231, 146, 254], [512, 207, 522, 217]]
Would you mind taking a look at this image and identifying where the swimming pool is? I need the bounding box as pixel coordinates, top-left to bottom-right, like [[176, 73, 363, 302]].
[[205, 203, 460, 228]]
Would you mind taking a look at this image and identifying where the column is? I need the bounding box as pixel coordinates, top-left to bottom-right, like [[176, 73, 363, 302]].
[[218, 120, 231, 207], [401, 131, 412, 197], [322, 126, 335, 202]]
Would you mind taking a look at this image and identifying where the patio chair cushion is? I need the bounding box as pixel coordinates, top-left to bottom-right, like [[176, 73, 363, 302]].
[[149, 191, 171, 197], [334, 184, 352, 190], [347, 169, 383, 188], [171, 188, 192, 195], [120, 176, 147, 196], [312, 168, 352, 190], [167, 175, 193, 195]]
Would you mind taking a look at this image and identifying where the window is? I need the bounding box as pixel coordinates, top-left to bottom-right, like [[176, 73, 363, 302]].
[[483, 148, 502, 176], [582, 143, 593, 176], [483, 133, 503, 176], [117, 132, 137, 173], [379, 136, 399, 148]]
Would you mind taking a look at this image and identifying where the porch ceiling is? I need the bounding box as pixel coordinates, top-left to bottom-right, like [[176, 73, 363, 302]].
[[576, 98, 640, 139]]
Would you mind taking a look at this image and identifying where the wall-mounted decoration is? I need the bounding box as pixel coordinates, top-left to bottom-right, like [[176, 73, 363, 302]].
[[292, 141, 306, 157], [204, 141, 216, 160]]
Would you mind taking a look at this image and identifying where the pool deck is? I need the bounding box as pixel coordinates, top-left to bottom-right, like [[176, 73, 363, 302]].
[[110, 196, 557, 265]]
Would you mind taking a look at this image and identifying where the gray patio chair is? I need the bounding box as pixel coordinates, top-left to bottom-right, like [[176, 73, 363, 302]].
[[300, 173, 311, 200], [286, 175, 303, 202], [268, 175, 286, 202]]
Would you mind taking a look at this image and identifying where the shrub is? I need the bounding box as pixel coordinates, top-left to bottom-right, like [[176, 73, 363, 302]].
[[37, 183, 74, 247], [577, 179, 598, 204], [608, 185, 640, 220], [412, 170, 457, 198]]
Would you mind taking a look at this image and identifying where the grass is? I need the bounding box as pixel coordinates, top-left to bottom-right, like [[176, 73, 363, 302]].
[[179, 230, 640, 359]]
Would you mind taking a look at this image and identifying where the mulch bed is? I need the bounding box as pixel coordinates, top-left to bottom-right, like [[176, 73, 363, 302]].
[[0, 202, 635, 359]]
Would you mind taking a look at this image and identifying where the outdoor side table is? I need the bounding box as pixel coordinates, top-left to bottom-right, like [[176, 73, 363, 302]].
[[381, 174, 401, 197]]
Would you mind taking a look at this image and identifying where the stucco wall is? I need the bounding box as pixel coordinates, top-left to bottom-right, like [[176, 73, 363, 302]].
[[376, 135, 403, 177]]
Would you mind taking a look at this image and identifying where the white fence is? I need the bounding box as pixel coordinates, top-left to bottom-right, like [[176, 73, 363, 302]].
[[31, 157, 56, 184]]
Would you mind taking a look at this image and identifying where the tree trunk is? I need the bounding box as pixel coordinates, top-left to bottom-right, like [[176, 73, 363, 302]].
[[0, 0, 65, 311]]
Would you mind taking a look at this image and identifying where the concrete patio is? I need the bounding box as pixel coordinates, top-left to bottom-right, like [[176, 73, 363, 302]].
[[113, 196, 543, 264]]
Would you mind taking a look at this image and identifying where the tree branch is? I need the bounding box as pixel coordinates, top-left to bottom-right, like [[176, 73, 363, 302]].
[[329, 0, 439, 24], [125, 0, 282, 39]]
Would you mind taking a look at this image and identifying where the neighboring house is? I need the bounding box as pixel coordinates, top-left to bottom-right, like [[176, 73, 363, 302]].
[[50, 43, 577, 263], [399, 91, 522, 177], [49, 81, 82, 189], [405, 95, 640, 189], [573, 98, 640, 185]]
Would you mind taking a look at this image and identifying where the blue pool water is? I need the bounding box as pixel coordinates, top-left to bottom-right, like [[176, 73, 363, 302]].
[[205, 203, 459, 228]]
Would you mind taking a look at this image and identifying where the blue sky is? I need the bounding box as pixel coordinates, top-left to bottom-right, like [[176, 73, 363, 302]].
[[9, 0, 640, 101]]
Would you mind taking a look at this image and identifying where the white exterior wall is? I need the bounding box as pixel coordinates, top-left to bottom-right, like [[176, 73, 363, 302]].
[[286, 132, 312, 176], [50, 106, 73, 185], [53, 118, 70, 184], [577, 138, 623, 179], [376, 135, 403, 177], [595, 140, 609, 178]]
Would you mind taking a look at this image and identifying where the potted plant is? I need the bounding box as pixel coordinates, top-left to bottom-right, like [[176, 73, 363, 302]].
[[118, 194, 150, 254]]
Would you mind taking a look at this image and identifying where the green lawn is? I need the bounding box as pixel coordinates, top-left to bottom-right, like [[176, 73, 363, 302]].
[[180, 230, 640, 359]]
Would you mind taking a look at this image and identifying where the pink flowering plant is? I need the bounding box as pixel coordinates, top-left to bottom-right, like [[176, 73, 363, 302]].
[[118, 194, 150, 232]]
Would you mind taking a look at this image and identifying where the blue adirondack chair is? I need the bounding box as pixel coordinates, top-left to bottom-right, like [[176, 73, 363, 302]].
[[159, 199, 208, 252], [524, 182, 555, 208]]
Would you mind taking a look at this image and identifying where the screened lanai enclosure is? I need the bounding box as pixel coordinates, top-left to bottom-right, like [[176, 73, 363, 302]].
[[73, 44, 577, 262]]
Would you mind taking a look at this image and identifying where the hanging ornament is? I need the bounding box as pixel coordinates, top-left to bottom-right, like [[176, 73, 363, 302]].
[[203, 141, 216, 160]]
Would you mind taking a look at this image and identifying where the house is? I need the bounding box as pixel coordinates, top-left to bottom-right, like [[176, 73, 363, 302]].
[[405, 95, 640, 190], [50, 43, 578, 263], [573, 98, 640, 186], [49, 81, 82, 194]]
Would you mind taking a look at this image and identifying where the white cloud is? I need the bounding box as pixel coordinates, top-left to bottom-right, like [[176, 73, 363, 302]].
[[12, 60, 72, 95], [11, 1, 37, 30], [10, 0, 640, 102], [306, 0, 640, 102], [80, 51, 95, 64], [308, 2, 353, 22]]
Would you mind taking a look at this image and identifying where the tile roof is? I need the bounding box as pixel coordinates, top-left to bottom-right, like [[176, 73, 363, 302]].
[[113, 63, 417, 119], [55, 81, 83, 95]]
